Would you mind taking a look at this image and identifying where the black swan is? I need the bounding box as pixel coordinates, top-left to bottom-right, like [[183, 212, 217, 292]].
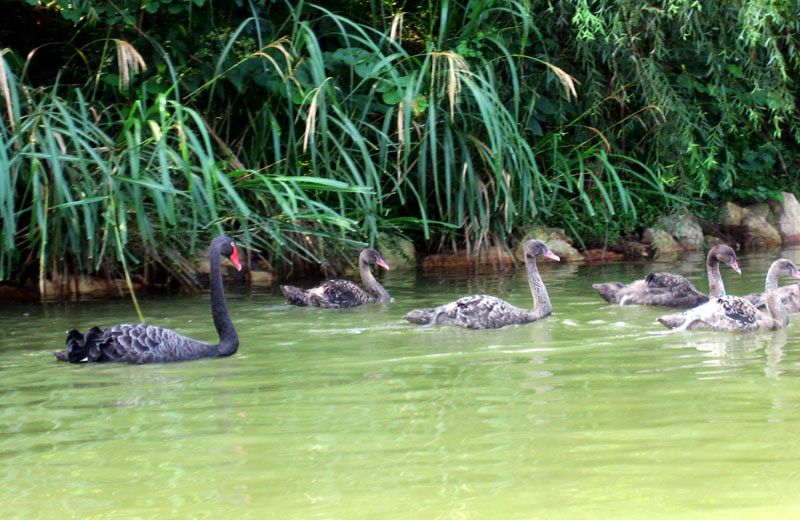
[[657, 258, 800, 332], [592, 244, 740, 308], [404, 239, 559, 329], [280, 248, 392, 309], [53, 236, 242, 364]]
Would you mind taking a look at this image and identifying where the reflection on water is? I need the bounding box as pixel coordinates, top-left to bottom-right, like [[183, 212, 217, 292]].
[[1, 251, 800, 518]]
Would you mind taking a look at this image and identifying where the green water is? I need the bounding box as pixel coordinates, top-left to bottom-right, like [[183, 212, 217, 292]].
[[2, 250, 800, 519]]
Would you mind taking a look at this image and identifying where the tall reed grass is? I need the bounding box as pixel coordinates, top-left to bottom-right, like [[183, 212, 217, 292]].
[[216, 2, 682, 253], [0, 45, 360, 297], [2, 0, 711, 296]]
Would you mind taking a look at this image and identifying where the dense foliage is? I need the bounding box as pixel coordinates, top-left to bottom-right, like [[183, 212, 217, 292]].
[[1, 0, 798, 290]]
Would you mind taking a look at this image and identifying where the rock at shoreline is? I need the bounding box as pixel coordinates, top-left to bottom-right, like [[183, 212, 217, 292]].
[[422, 249, 515, 272], [517, 226, 584, 261], [39, 276, 142, 300], [378, 234, 417, 270], [774, 192, 800, 245], [657, 213, 704, 250], [719, 201, 783, 249], [642, 228, 682, 260], [721, 202, 749, 226], [721, 200, 780, 249], [585, 249, 625, 262], [746, 202, 775, 222], [618, 240, 650, 259], [248, 270, 275, 286], [742, 212, 782, 249]]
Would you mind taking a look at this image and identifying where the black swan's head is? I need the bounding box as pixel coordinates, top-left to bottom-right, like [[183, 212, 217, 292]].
[[524, 240, 560, 262], [360, 248, 390, 270], [212, 235, 243, 271], [772, 258, 800, 280], [710, 244, 740, 274]]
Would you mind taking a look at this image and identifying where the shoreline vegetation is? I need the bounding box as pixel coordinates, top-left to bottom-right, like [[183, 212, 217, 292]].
[[3, 195, 800, 302], [1, 1, 798, 301]]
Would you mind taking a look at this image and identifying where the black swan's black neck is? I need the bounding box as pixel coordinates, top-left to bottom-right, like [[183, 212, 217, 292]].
[[210, 243, 238, 356]]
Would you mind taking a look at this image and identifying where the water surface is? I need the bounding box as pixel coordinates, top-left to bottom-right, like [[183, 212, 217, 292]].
[[2, 250, 800, 519]]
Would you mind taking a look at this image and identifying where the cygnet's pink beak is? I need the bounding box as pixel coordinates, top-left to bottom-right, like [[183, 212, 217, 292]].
[[376, 258, 390, 270], [729, 261, 741, 275], [544, 250, 560, 262]]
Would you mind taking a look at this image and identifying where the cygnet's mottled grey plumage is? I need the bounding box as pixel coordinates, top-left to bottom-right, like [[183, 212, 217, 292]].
[[592, 244, 740, 308], [53, 236, 242, 364], [658, 258, 800, 332], [742, 284, 800, 313], [280, 248, 392, 309], [404, 240, 559, 329]]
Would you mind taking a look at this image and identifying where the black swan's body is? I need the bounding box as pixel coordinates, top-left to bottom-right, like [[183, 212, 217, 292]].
[[53, 236, 242, 364], [592, 244, 740, 308], [657, 259, 800, 332], [404, 240, 559, 329], [280, 248, 391, 309]]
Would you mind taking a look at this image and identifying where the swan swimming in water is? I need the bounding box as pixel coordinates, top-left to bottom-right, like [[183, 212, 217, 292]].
[[53, 236, 242, 364], [741, 284, 800, 313], [657, 258, 800, 332], [592, 244, 740, 308], [404, 240, 559, 329], [280, 248, 392, 309]]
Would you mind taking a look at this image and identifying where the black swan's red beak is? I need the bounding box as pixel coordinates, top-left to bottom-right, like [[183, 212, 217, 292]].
[[229, 243, 243, 271]]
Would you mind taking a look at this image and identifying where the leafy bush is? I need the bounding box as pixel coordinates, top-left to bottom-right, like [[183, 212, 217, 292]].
[[2, 0, 798, 293], [0, 45, 360, 292]]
